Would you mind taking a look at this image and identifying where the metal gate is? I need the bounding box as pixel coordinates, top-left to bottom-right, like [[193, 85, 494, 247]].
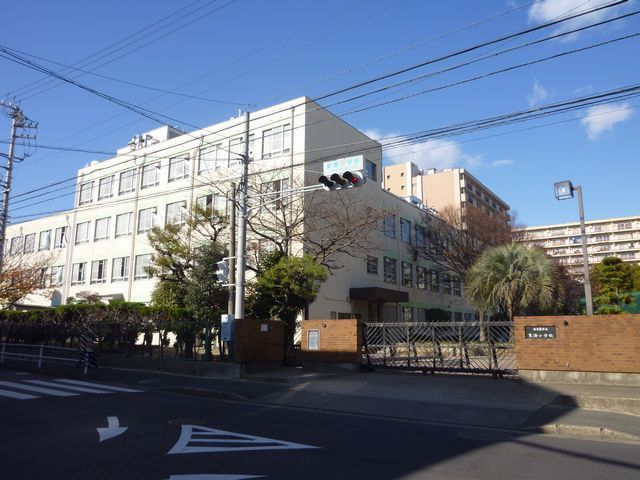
[[362, 321, 515, 376]]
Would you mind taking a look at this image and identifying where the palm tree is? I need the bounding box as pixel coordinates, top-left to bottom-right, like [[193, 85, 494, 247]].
[[465, 243, 556, 321]]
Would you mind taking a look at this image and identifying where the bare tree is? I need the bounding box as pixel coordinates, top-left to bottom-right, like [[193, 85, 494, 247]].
[[246, 175, 384, 273], [0, 252, 55, 308], [415, 204, 515, 279]]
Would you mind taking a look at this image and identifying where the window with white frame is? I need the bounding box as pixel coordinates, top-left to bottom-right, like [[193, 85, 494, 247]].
[[90, 259, 108, 284], [51, 266, 64, 286], [137, 207, 157, 233], [134, 254, 152, 279], [141, 163, 160, 188], [38, 230, 51, 251], [384, 213, 396, 238], [260, 178, 290, 211], [416, 266, 427, 289], [23, 233, 36, 253], [94, 217, 110, 241], [38, 268, 48, 288], [165, 201, 187, 226], [415, 225, 426, 248], [115, 212, 132, 237], [401, 261, 413, 287], [430, 269, 440, 292], [71, 262, 86, 285], [366, 256, 378, 275], [442, 273, 452, 295], [365, 159, 377, 182], [383, 256, 397, 284], [198, 144, 224, 174], [112, 257, 130, 282], [119, 168, 136, 195], [400, 218, 411, 244], [196, 193, 226, 218], [54, 226, 67, 249], [261, 124, 291, 159], [98, 175, 114, 200], [453, 277, 462, 296], [78, 181, 93, 205], [9, 237, 22, 256], [75, 221, 90, 244], [168, 156, 188, 182]]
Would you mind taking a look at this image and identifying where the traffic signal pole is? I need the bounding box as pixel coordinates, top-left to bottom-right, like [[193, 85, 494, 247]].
[[234, 112, 250, 320]]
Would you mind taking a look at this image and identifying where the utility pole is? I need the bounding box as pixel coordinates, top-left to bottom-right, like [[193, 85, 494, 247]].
[[234, 112, 250, 320], [0, 101, 37, 277], [228, 182, 236, 316]]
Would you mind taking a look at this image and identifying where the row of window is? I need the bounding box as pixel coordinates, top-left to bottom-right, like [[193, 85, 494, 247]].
[[367, 255, 462, 295], [8, 194, 224, 254], [46, 254, 152, 287], [78, 125, 293, 207], [383, 214, 427, 247]]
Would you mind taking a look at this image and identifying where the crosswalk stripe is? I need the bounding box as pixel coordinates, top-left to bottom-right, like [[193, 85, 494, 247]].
[[24, 380, 113, 394], [0, 388, 39, 400], [54, 379, 142, 393], [0, 381, 79, 397]]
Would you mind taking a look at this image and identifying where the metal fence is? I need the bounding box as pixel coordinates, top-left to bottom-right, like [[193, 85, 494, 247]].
[[0, 343, 87, 371], [362, 321, 515, 376]]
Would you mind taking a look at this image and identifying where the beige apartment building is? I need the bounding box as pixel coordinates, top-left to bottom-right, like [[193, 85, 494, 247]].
[[382, 162, 510, 226], [518, 216, 640, 271]]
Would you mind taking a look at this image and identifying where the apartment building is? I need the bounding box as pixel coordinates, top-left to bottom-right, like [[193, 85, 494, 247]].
[[383, 162, 510, 226], [518, 216, 640, 271], [5, 98, 478, 322]]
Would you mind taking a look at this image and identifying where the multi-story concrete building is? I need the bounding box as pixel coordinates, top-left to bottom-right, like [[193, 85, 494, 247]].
[[5, 98, 477, 321], [518, 216, 640, 271], [383, 162, 510, 226]]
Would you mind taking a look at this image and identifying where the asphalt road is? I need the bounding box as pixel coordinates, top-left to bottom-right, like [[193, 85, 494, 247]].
[[1, 368, 639, 480]]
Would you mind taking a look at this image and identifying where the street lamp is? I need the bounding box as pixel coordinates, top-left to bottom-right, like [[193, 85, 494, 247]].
[[553, 180, 593, 315]]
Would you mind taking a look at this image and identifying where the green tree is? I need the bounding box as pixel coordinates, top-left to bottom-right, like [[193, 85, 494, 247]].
[[257, 255, 328, 345], [465, 243, 556, 321], [185, 240, 228, 359], [591, 256, 634, 314], [245, 250, 285, 320]]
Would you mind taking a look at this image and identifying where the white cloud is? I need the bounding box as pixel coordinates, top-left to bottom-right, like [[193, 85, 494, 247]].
[[528, 0, 624, 39], [581, 102, 634, 139], [526, 81, 549, 107], [367, 129, 513, 170]]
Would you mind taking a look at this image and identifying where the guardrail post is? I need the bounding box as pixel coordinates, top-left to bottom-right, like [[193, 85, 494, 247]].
[[38, 345, 43, 369], [1, 342, 5, 363]]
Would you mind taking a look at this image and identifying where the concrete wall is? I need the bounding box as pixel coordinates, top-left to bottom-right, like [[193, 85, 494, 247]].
[[514, 315, 640, 374], [300, 319, 361, 364]]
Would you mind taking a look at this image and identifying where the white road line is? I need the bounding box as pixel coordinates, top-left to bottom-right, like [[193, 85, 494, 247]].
[[24, 380, 112, 394], [0, 388, 39, 400], [0, 381, 79, 397], [54, 379, 142, 393]]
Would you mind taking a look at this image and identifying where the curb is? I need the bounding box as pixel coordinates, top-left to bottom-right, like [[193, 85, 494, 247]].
[[159, 386, 248, 402], [551, 394, 640, 417], [526, 423, 640, 442]]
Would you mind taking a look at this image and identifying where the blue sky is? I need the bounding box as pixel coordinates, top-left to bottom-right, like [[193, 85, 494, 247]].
[[1, 0, 638, 227]]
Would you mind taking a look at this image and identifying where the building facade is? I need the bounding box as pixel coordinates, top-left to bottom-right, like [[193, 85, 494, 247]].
[[5, 98, 477, 322], [382, 162, 510, 226], [518, 216, 640, 272]]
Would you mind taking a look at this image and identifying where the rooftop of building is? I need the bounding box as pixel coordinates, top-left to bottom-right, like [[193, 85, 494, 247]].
[[518, 215, 640, 231]]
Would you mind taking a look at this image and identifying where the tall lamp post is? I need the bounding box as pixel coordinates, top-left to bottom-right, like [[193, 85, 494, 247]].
[[554, 180, 593, 315]]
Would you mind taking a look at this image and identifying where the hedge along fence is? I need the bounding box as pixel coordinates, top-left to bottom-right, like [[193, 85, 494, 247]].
[[0, 302, 207, 359]]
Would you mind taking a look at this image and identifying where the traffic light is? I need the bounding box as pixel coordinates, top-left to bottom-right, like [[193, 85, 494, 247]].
[[318, 171, 366, 191], [215, 260, 229, 283]]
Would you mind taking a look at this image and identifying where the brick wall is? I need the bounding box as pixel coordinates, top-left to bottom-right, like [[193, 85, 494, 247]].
[[300, 319, 362, 364], [233, 319, 285, 363], [514, 315, 640, 374]]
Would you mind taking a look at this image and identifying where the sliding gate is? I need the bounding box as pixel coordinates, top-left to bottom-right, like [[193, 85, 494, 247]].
[[362, 321, 515, 376]]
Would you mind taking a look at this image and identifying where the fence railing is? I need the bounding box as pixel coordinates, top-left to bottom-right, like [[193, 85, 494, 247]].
[[362, 321, 515, 376], [0, 343, 87, 371]]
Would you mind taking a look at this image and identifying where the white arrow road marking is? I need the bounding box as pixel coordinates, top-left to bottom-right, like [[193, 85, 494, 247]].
[[97, 416, 128, 442], [168, 425, 319, 454], [167, 475, 263, 479]]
